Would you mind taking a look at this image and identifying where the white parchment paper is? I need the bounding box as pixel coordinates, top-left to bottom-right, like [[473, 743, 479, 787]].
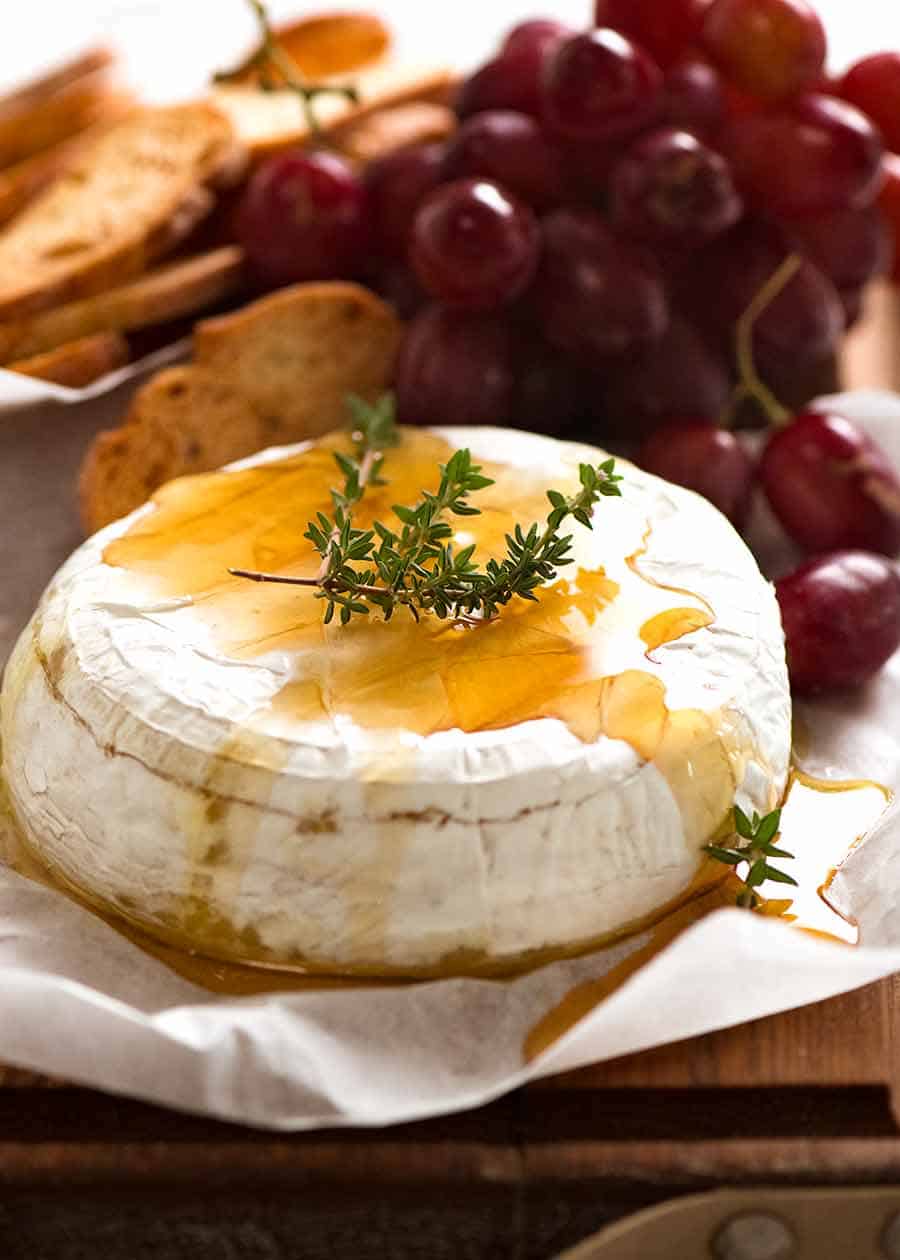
[[1, 389, 900, 1129]]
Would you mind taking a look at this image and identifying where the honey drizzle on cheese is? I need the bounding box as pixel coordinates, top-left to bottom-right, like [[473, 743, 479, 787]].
[[102, 426, 742, 798]]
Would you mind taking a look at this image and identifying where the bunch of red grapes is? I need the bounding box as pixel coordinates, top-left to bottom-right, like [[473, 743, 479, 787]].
[[236, 0, 900, 695]]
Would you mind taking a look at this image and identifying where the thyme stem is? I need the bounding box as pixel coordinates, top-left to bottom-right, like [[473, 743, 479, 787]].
[[229, 395, 624, 627], [216, 0, 359, 136]]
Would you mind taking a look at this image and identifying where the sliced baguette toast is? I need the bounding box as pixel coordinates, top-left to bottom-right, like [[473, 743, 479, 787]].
[[0, 103, 245, 323], [213, 61, 453, 161], [79, 282, 402, 534], [332, 101, 456, 162], [9, 330, 129, 387], [0, 47, 114, 115], [0, 93, 136, 227], [0, 64, 123, 168], [0, 246, 245, 362], [225, 12, 391, 83]]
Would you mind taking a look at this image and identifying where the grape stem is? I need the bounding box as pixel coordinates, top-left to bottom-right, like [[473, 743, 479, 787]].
[[215, 0, 359, 137], [722, 253, 802, 431]]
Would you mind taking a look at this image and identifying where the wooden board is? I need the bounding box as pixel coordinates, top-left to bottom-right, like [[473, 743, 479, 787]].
[[2, 286, 900, 1257]]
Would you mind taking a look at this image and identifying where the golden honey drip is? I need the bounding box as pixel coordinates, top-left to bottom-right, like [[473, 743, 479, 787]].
[[640, 607, 714, 652], [522, 768, 895, 1062]]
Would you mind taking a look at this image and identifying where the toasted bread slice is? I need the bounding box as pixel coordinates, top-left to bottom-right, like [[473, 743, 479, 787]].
[[79, 282, 402, 534], [332, 101, 456, 162], [0, 246, 245, 361], [0, 103, 245, 324], [9, 330, 129, 387], [225, 12, 391, 83], [0, 47, 114, 114], [0, 64, 125, 169], [0, 93, 136, 227], [213, 61, 453, 161]]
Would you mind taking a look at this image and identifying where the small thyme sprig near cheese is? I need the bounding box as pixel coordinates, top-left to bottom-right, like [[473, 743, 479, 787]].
[[230, 394, 624, 626], [704, 805, 797, 909], [215, 0, 359, 136]]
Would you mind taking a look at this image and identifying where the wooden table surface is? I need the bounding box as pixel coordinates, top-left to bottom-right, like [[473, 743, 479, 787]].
[[2, 287, 900, 1258]]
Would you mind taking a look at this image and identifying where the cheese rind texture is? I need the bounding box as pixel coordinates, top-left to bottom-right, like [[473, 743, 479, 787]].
[[0, 427, 792, 974]]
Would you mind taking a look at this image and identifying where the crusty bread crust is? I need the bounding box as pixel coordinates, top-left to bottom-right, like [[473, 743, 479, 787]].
[[9, 330, 129, 387], [79, 282, 402, 535], [0, 246, 245, 362], [0, 103, 246, 323]]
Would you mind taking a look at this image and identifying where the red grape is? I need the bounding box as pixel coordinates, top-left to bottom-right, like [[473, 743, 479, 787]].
[[536, 207, 669, 358], [609, 127, 743, 246], [726, 94, 885, 218], [394, 305, 518, 428], [776, 552, 900, 694], [600, 316, 732, 438], [702, 0, 826, 102], [440, 110, 566, 211], [839, 53, 900, 154], [594, 0, 711, 70], [363, 142, 443, 260], [502, 19, 572, 60], [541, 29, 663, 143], [661, 56, 725, 137], [879, 155, 900, 284], [235, 150, 369, 287], [560, 136, 637, 204], [686, 224, 844, 373], [456, 49, 539, 119], [410, 178, 540, 311], [362, 258, 427, 320], [760, 410, 900, 557], [511, 337, 581, 435], [637, 421, 755, 528], [786, 205, 891, 293]]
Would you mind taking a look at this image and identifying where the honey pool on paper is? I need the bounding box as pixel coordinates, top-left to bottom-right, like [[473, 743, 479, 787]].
[[524, 768, 893, 1062], [6, 429, 891, 997]]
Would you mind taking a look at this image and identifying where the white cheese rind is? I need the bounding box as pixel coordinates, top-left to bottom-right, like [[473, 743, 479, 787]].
[[0, 428, 792, 973]]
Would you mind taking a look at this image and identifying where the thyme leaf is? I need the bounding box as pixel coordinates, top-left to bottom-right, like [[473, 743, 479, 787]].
[[704, 805, 796, 909]]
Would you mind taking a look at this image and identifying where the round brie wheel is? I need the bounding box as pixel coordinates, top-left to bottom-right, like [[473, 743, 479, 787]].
[[1, 426, 791, 976]]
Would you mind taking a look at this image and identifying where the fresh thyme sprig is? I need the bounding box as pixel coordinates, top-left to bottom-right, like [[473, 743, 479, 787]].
[[215, 0, 359, 136], [229, 394, 624, 627], [704, 805, 797, 909]]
